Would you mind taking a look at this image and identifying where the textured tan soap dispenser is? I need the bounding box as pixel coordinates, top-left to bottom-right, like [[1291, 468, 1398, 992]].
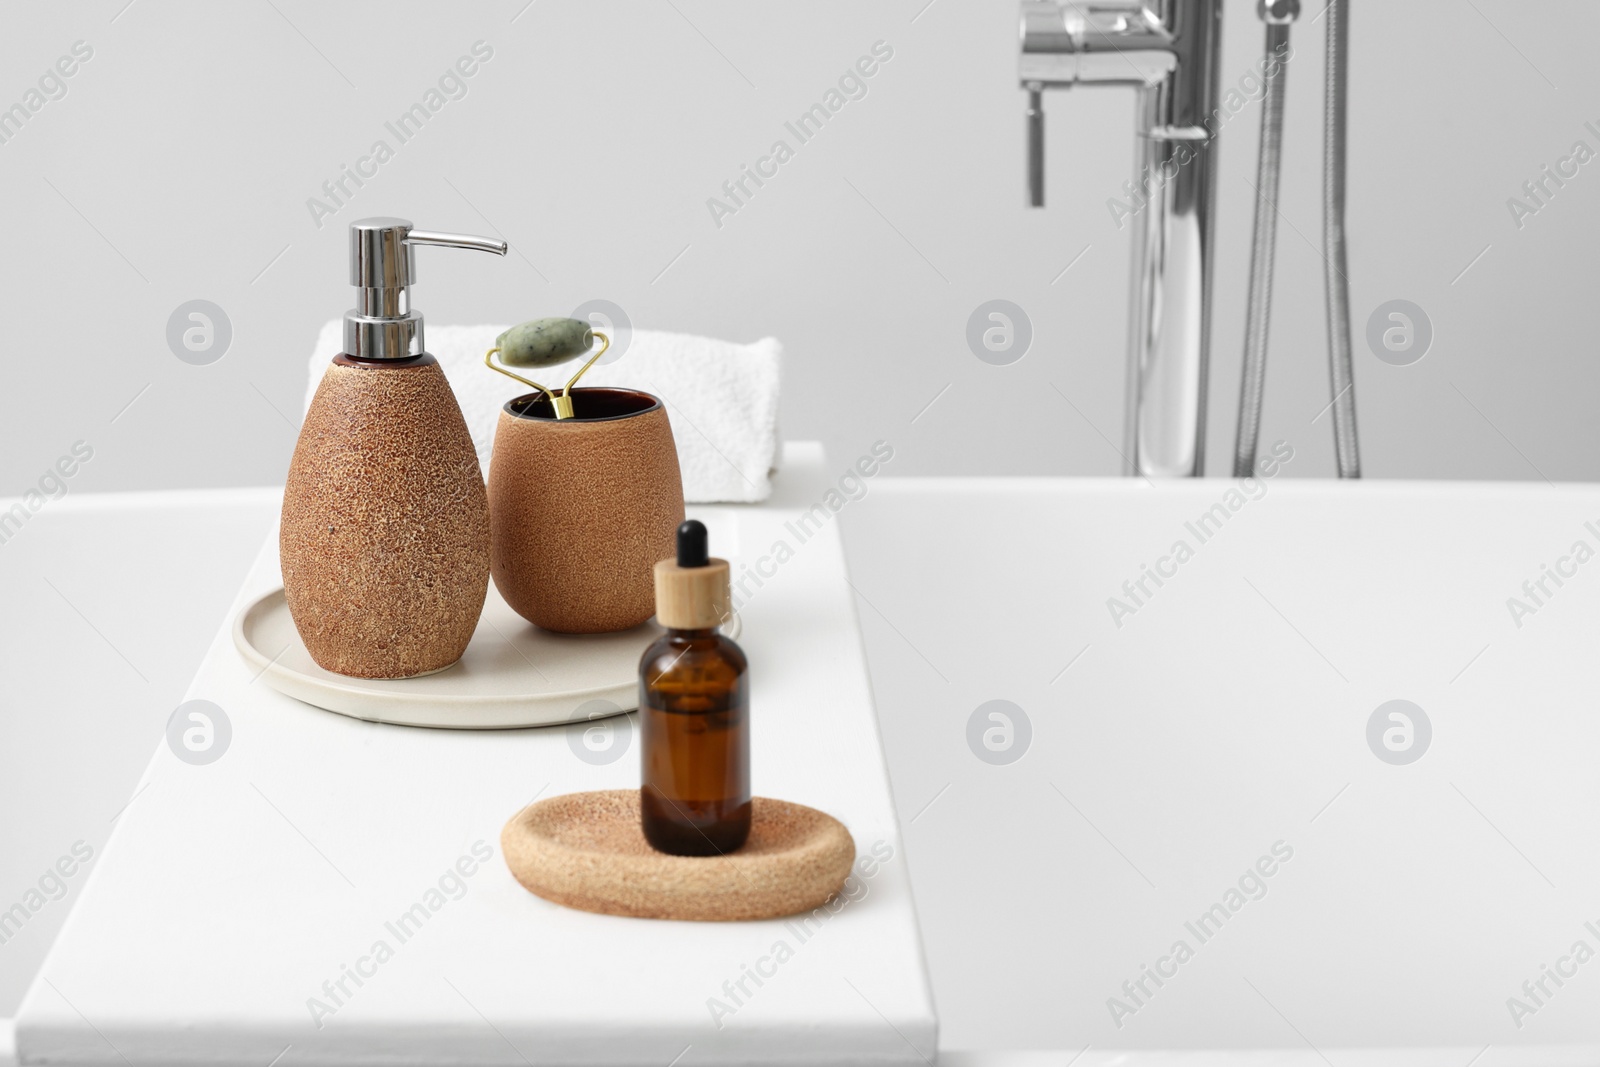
[[281, 217, 507, 679]]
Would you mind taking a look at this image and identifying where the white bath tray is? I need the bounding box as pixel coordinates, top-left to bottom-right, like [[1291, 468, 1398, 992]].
[[232, 585, 740, 730]]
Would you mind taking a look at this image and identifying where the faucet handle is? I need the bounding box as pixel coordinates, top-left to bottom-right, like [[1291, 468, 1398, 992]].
[[1026, 85, 1045, 208]]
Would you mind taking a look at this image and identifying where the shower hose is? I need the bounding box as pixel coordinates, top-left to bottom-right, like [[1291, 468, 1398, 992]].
[[1233, 0, 1361, 478], [1322, 0, 1360, 477]]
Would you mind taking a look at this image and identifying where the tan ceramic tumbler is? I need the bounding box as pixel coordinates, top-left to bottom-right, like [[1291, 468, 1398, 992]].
[[488, 388, 684, 634]]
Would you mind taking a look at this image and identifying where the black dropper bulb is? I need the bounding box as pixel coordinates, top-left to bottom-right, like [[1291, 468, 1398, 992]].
[[676, 519, 709, 568]]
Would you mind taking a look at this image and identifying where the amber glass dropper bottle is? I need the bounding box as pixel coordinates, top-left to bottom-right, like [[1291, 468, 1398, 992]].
[[640, 520, 751, 855]]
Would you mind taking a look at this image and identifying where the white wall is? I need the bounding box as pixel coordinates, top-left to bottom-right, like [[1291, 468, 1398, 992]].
[[1, 0, 1597, 494]]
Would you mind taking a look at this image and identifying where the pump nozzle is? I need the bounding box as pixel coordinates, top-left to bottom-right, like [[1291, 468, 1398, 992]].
[[403, 229, 509, 256]]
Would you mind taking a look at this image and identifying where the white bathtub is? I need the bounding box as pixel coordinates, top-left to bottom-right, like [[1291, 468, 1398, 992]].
[[842, 475, 1600, 1063]]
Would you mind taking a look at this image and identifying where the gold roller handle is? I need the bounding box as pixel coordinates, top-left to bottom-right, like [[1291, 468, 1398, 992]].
[[484, 330, 610, 420]]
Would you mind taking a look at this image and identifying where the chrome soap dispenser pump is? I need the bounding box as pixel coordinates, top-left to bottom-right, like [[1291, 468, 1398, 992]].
[[281, 217, 507, 680]]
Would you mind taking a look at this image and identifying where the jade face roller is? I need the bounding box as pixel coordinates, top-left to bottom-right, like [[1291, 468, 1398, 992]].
[[485, 317, 611, 419]]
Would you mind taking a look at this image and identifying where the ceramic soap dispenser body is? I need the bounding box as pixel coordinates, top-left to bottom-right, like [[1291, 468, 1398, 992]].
[[281, 218, 507, 679]]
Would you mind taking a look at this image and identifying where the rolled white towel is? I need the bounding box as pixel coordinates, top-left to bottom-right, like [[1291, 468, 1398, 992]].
[[304, 321, 783, 503]]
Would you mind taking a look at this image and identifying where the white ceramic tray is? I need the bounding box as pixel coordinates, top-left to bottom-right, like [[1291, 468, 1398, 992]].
[[232, 585, 740, 730]]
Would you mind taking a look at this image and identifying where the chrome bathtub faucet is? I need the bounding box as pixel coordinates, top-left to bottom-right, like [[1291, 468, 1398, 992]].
[[1022, 0, 1361, 479]]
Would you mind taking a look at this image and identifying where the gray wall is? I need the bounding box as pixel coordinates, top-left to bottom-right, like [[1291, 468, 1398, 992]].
[[2, 0, 1597, 494]]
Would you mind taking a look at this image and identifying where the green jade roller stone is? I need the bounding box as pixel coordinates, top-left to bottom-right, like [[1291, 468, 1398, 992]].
[[496, 317, 594, 368]]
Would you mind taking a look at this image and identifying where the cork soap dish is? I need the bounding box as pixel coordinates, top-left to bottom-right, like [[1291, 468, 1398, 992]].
[[501, 790, 856, 921]]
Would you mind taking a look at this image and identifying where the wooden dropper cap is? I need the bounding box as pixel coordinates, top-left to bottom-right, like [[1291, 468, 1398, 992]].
[[654, 520, 731, 630]]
